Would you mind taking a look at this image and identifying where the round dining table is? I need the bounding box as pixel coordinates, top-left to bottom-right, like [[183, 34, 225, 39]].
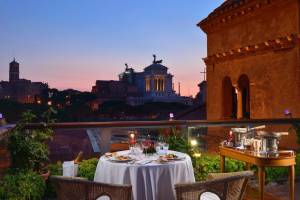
[[94, 150, 195, 200]]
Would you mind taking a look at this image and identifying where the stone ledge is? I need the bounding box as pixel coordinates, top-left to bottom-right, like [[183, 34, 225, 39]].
[[203, 33, 299, 65], [198, 0, 282, 33]]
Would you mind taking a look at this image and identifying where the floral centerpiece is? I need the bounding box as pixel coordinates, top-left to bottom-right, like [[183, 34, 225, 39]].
[[159, 126, 192, 154], [142, 140, 156, 154]]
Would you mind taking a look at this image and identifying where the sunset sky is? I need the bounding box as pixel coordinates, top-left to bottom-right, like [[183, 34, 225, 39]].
[[0, 0, 223, 96]]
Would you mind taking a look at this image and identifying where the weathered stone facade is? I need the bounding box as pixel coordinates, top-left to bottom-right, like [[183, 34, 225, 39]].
[[198, 0, 300, 120]]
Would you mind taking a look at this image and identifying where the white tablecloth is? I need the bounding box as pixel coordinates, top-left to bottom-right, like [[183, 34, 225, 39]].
[[94, 150, 195, 200]]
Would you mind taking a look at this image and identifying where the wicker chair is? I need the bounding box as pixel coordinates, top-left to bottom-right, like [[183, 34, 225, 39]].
[[175, 171, 254, 200], [50, 176, 132, 200]]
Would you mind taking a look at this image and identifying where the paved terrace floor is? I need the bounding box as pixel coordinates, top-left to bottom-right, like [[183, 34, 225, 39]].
[[243, 182, 300, 200]]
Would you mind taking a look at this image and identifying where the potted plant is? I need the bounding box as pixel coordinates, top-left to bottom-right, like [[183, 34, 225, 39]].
[[8, 108, 56, 179]]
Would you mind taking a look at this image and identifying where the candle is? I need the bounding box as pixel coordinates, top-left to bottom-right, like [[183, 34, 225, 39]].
[[129, 132, 136, 145], [130, 133, 135, 140]]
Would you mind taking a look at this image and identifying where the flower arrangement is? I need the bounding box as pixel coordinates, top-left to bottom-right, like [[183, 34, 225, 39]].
[[142, 140, 156, 154]]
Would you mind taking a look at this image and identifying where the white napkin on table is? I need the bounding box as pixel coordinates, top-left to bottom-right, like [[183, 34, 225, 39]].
[[135, 159, 152, 165]]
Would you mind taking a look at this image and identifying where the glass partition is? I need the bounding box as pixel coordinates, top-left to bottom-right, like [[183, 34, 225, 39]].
[[45, 119, 300, 162]]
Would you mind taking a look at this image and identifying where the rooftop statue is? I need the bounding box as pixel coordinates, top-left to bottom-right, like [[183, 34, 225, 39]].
[[152, 54, 163, 64]]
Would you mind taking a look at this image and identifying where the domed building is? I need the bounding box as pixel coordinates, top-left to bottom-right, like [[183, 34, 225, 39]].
[[127, 55, 192, 105], [139, 55, 174, 98], [92, 55, 193, 106]]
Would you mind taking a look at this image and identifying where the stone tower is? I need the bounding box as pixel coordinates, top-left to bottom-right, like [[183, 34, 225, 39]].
[[9, 58, 19, 82]]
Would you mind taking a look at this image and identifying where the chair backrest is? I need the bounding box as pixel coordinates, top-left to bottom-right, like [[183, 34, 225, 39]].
[[50, 176, 132, 200], [88, 181, 132, 200], [175, 171, 254, 200]]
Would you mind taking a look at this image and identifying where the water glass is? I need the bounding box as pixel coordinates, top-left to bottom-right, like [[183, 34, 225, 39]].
[[155, 142, 163, 154], [162, 143, 169, 154]]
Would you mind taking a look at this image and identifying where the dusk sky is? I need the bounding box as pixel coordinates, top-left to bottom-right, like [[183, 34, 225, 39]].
[[0, 0, 223, 96]]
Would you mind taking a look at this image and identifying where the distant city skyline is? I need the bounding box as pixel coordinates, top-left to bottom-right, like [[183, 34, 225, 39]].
[[0, 0, 223, 96]]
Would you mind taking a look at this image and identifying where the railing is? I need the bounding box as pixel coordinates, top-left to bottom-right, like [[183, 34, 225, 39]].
[[2, 119, 299, 159], [18, 118, 300, 162], [25, 118, 300, 129]]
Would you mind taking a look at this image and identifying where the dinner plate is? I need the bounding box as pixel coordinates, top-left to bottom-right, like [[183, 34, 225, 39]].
[[108, 156, 133, 163], [162, 154, 186, 161], [167, 156, 186, 161]]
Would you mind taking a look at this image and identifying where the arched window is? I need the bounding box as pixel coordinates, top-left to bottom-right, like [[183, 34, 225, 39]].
[[238, 74, 250, 119], [222, 76, 237, 119]]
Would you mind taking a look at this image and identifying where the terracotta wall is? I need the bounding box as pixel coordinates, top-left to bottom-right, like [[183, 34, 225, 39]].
[[207, 0, 299, 56], [204, 0, 300, 120], [207, 48, 300, 119]]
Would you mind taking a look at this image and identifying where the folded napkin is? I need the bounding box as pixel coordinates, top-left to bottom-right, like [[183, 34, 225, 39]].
[[135, 159, 152, 165]]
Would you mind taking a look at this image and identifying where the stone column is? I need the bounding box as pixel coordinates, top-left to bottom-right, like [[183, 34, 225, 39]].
[[237, 88, 243, 119], [159, 78, 162, 91]]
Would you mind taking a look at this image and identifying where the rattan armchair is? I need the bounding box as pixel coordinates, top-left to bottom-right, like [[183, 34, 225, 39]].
[[175, 171, 254, 200], [50, 176, 132, 200]]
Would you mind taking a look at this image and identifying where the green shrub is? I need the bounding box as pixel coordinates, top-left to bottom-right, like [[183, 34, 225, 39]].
[[0, 170, 46, 200], [296, 153, 300, 177], [265, 167, 288, 183], [8, 110, 54, 172], [194, 154, 220, 181], [167, 135, 192, 154], [264, 152, 300, 183], [78, 158, 99, 180], [193, 154, 245, 181], [158, 127, 192, 155], [225, 157, 245, 173], [48, 162, 62, 176], [193, 153, 300, 183], [44, 162, 63, 198]]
